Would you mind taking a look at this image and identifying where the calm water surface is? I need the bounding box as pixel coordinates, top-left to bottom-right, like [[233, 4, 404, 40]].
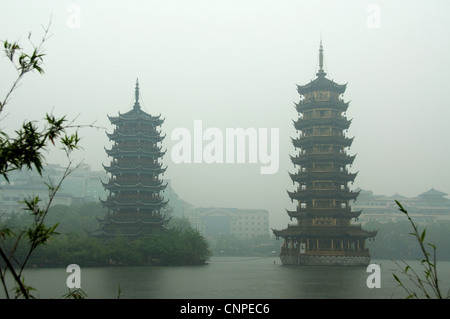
[[2, 257, 450, 299]]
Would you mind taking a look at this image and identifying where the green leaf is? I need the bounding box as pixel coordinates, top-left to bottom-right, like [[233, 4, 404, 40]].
[[420, 229, 426, 242], [395, 200, 407, 214]]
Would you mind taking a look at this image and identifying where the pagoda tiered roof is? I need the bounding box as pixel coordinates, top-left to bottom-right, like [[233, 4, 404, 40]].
[[90, 229, 165, 238], [294, 117, 352, 131], [297, 75, 347, 95], [100, 197, 169, 209], [103, 162, 167, 175], [292, 135, 354, 148], [289, 171, 358, 183], [108, 108, 164, 126], [106, 130, 166, 141], [97, 215, 169, 225], [295, 100, 350, 113], [104, 145, 166, 158], [290, 153, 356, 166], [101, 179, 167, 192], [286, 208, 362, 219], [287, 189, 360, 201]]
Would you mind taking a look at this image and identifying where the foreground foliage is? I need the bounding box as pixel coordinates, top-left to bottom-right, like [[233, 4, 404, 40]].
[[364, 219, 450, 261], [0, 22, 210, 299], [0, 20, 85, 299], [392, 200, 448, 299]]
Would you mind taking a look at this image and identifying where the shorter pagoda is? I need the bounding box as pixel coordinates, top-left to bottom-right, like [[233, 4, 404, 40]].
[[94, 79, 169, 237]]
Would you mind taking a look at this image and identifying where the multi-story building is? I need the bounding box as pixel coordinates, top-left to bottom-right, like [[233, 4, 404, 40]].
[[354, 188, 450, 224], [189, 207, 270, 239], [0, 163, 107, 212]]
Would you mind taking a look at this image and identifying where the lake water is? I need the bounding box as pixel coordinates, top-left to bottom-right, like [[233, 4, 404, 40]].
[[2, 257, 450, 299]]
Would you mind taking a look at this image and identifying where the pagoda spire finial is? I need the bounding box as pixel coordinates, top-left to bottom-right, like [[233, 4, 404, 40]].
[[317, 38, 326, 77], [134, 78, 140, 110]]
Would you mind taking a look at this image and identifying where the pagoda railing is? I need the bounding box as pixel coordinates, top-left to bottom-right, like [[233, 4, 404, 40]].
[[285, 223, 361, 229], [296, 97, 344, 105], [280, 247, 370, 257], [104, 196, 164, 203], [309, 168, 347, 172], [297, 186, 350, 191], [114, 128, 162, 134], [301, 132, 345, 137]]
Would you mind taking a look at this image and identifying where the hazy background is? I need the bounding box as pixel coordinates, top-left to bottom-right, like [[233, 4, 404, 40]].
[[1, 1, 449, 229]]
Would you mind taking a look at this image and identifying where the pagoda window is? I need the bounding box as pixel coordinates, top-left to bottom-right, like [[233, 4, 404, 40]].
[[314, 108, 331, 118], [331, 127, 342, 135], [331, 109, 341, 118], [313, 91, 330, 101], [313, 181, 331, 189], [314, 200, 333, 208], [313, 126, 334, 135], [302, 128, 312, 137], [313, 217, 336, 226], [300, 202, 306, 209], [303, 110, 313, 120], [313, 145, 332, 153], [313, 162, 333, 171]]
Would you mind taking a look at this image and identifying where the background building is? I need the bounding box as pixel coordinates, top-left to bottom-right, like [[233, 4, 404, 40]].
[[354, 188, 450, 224], [189, 207, 270, 239], [0, 163, 107, 212]]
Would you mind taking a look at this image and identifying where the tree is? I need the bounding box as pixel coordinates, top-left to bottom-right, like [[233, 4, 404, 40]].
[[0, 20, 84, 299]]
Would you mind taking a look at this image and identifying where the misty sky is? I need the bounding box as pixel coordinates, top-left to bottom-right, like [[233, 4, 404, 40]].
[[1, 1, 449, 229]]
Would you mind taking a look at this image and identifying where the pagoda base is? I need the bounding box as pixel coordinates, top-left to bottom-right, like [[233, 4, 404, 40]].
[[280, 254, 371, 266]]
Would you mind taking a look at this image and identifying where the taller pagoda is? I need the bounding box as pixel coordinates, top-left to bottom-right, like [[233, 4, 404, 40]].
[[272, 42, 377, 266], [95, 79, 169, 237]]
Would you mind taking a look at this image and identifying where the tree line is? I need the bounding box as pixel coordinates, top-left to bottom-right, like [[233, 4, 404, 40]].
[[1, 203, 211, 268]]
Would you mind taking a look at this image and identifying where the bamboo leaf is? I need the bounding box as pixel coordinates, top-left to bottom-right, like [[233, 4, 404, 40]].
[[420, 229, 426, 243]]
